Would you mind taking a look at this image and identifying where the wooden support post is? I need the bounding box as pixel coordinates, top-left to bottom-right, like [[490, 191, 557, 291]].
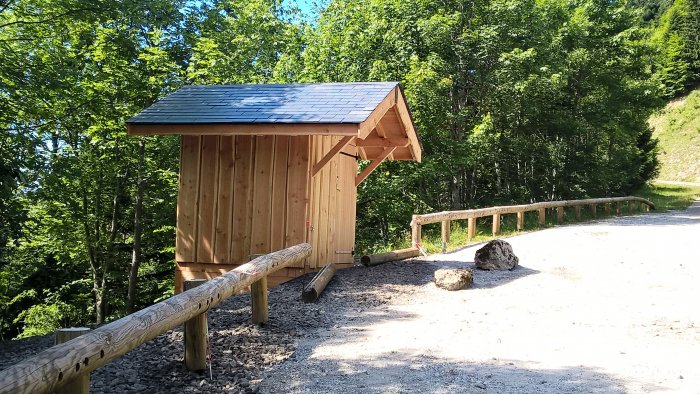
[[557, 206, 564, 224], [411, 216, 422, 248], [616, 201, 622, 215], [604, 203, 611, 216], [184, 279, 208, 372], [538, 208, 546, 225], [247, 254, 268, 324], [54, 328, 90, 394], [516, 211, 524, 231], [467, 217, 476, 242], [492, 214, 501, 236], [302, 263, 337, 302], [575, 205, 581, 221], [441, 220, 450, 253], [251, 276, 268, 324], [590, 204, 597, 218]]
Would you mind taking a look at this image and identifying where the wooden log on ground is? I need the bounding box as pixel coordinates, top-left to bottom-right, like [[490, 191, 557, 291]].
[[441, 220, 450, 253], [557, 206, 564, 224], [492, 214, 501, 236], [361, 248, 420, 267], [184, 279, 207, 371], [467, 217, 476, 241], [516, 211, 524, 231], [302, 263, 337, 303], [538, 208, 546, 225], [0, 243, 312, 394], [54, 328, 90, 394]]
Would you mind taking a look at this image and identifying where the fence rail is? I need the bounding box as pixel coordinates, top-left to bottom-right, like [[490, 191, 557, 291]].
[[0, 243, 312, 394], [411, 196, 655, 251]]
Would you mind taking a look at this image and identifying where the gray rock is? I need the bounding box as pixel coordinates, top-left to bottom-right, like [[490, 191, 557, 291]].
[[434, 268, 473, 291], [474, 239, 518, 270]]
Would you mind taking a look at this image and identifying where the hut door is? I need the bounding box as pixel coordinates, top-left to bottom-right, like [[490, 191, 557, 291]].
[[333, 148, 357, 266]]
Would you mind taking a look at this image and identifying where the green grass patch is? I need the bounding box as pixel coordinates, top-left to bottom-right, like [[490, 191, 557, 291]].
[[649, 87, 700, 182], [635, 183, 700, 211]]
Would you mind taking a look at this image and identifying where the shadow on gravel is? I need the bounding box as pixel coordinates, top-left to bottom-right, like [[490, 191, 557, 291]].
[[261, 352, 629, 394]]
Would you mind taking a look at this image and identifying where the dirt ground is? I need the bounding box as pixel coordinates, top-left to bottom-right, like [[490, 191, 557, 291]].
[[1, 201, 698, 393], [260, 201, 700, 393]]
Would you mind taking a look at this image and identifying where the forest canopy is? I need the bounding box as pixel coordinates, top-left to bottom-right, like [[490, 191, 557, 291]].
[[1, 0, 696, 339]]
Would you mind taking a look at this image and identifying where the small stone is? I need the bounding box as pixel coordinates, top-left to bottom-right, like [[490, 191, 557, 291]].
[[434, 268, 473, 291], [475, 383, 487, 389], [199, 379, 206, 387], [474, 239, 519, 270], [240, 379, 250, 388]]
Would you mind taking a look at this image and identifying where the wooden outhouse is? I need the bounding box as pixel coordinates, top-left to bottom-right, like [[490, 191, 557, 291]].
[[127, 82, 421, 291]]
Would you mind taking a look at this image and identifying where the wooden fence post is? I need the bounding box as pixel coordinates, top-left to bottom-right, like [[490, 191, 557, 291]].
[[55, 328, 90, 394], [516, 211, 524, 231], [441, 220, 450, 253], [590, 204, 597, 218], [411, 215, 421, 247], [251, 276, 268, 324], [492, 214, 501, 236], [184, 279, 208, 372], [604, 203, 611, 216], [247, 254, 268, 324], [575, 205, 581, 221], [538, 208, 546, 226], [616, 201, 622, 215], [467, 217, 476, 242], [556, 206, 564, 224]]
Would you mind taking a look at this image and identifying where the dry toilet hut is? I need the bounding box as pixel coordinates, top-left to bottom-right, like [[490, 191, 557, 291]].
[[127, 82, 421, 292]]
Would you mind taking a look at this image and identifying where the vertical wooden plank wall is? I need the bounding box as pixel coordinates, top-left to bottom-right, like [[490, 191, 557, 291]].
[[175, 133, 357, 291], [308, 135, 357, 269]]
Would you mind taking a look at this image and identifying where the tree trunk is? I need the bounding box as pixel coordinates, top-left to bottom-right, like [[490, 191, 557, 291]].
[[127, 139, 145, 313]]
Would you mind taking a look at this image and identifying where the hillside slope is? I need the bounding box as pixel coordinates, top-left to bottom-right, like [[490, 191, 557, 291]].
[[649, 88, 700, 182]]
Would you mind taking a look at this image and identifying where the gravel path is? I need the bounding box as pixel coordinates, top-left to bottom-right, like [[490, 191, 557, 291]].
[[261, 201, 700, 394], [1, 201, 698, 393]]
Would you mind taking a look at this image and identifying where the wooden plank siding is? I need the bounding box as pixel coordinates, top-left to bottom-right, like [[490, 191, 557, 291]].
[[176, 136, 201, 263], [214, 136, 235, 263], [175, 134, 357, 292], [196, 136, 220, 264]]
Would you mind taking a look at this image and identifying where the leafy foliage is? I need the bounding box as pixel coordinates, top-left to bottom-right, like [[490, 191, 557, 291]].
[[0, 0, 676, 338]]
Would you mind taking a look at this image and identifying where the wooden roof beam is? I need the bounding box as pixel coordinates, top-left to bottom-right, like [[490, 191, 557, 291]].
[[357, 87, 397, 139], [311, 136, 355, 177], [393, 90, 422, 162], [127, 123, 359, 137], [355, 147, 396, 187], [374, 116, 394, 160], [356, 137, 409, 148]]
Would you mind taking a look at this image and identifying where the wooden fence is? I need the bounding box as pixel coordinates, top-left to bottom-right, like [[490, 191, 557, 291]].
[[0, 243, 312, 394], [411, 196, 655, 252]]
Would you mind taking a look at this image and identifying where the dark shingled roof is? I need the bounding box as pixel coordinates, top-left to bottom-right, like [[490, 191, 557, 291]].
[[126, 82, 399, 125]]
